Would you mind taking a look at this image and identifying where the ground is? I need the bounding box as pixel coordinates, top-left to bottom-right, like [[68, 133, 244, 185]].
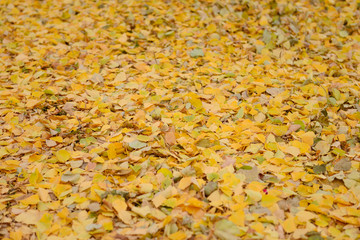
[[0, 0, 360, 239]]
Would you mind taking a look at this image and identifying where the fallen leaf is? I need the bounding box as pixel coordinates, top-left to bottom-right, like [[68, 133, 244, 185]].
[[56, 149, 71, 163], [164, 126, 176, 146], [189, 48, 204, 58], [333, 158, 351, 171]]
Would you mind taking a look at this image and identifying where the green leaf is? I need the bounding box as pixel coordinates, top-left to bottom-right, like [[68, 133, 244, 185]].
[[293, 120, 305, 130], [189, 48, 204, 58], [214, 219, 243, 240], [313, 164, 326, 174], [234, 108, 244, 120], [80, 137, 97, 146], [332, 148, 345, 157], [225, 72, 235, 78], [44, 89, 54, 95], [328, 97, 337, 106], [207, 172, 219, 181], [204, 181, 218, 196], [162, 177, 172, 189], [306, 231, 324, 240], [129, 140, 147, 149], [158, 168, 173, 178], [61, 171, 80, 183], [184, 115, 195, 122], [164, 30, 174, 36], [33, 71, 45, 79], [256, 156, 266, 164], [332, 89, 341, 101], [339, 30, 348, 38], [196, 139, 213, 148], [263, 29, 272, 44], [239, 165, 253, 170], [130, 164, 142, 173]]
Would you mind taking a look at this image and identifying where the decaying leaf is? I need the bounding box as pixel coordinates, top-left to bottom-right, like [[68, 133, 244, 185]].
[[333, 158, 351, 171]]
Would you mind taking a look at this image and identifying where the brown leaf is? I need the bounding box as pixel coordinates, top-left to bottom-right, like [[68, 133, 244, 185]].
[[62, 102, 75, 115], [333, 158, 351, 171], [286, 124, 301, 135], [164, 126, 176, 146], [221, 155, 236, 168]]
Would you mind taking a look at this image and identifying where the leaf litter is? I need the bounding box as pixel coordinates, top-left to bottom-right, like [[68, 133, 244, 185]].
[[0, 0, 360, 239]]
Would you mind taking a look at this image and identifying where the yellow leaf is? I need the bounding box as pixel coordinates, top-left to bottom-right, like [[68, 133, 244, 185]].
[[50, 136, 63, 143], [112, 198, 127, 212], [247, 181, 266, 191], [56, 149, 71, 163], [244, 144, 262, 154], [291, 171, 306, 181], [107, 147, 116, 159], [169, 231, 187, 240], [20, 194, 40, 205], [315, 215, 329, 227], [282, 145, 300, 157], [131, 206, 151, 218], [15, 210, 42, 225], [134, 62, 150, 71], [268, 107, 281, 115], [347, 207, 360, 217], [0, 147, 9, 159], [9, 231, 22, 240], [114, 72, 126, 83], [52, 184, 72, 198], [0, 203, 5, 210], [150, 208, 167, 220], [268, 125, 288, 136], [57, 207, 70, 219], [295, 210, 317, 222], [282, 215, 296, 233], [109, 134, 123, 142], [28, 154, 42, 162], [314, 140, 330, 155], [313, 62, 328, 73], [187, 93, 203, 110], [187, 197, 204, 208], [261, 194, 280, 208], [140, 183, 153, 193], [116, 210, 132, 224], [113, 198, 132, 224], [256, 134, 266, 143], [244, 189, 262, 202], [163, 198, 177, 208], [38, 188, 51, 202], [229, 210, 245, 227], [37, 212, 53, 233], [29, 168, 43, 185], [250, 222, 264, 234], [207, 23, 217, 33], [328, 226, 342, 237], [291, 140, 309, 154], [259, 15, 268, 26], [299, 131, 316, 146], [153, 194, 166, 208], [103, 221, 113, 231], [162, 215, 172, 227], [26, 99, 41, 108], [178, 177, 193, 190], [208, 190, 222, 207]]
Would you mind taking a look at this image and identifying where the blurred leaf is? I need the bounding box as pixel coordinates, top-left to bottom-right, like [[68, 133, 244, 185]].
[[189, 48, 204, 58]]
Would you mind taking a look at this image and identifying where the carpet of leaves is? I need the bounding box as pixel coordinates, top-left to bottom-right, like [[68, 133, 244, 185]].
[[1, 0, 360, 239]]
